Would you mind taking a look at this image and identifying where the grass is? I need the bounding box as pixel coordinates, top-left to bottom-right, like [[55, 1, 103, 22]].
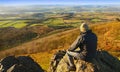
[[29, 21, 120, 70], [0, 21, 120, 71], [91, 21, 120, 52], [30, 24, 43, 26], [0, 18, 80, 29], [0, 20, 28, 28], [13, 22, 27, 28], [43, 18, 64, 25], [0, 18, 77, 29], [0, 21, 11, 26], [91, 19, 102, 22], [30, 52, 53, 70], [21, 49, 61, 70], [1, 21, 17, 27]]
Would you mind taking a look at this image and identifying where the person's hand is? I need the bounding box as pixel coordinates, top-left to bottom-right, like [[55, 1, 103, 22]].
[[66, 50, 69, 52]]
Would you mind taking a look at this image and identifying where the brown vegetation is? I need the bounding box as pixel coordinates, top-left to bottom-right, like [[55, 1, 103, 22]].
[[0, 25, 53, 50], [0, 21, 120, 59], [91, 21, 120, 52], [0, 21, 120, 70], [0, 28, 78, 59]]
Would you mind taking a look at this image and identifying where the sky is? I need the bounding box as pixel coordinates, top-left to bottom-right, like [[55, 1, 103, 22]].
[[0, 0, 120, 6]]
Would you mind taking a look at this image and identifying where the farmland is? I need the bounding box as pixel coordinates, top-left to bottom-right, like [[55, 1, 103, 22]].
[[0, 5, 120, 70], [0, 11, 119, 51]]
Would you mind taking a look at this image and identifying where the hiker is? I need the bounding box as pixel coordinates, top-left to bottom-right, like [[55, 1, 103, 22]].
[[67, 23, 97, 71]]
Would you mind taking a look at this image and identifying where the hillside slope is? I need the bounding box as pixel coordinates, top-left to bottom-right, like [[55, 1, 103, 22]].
[[0, 21, 120, 70], [91, 21, 120, 57], [91, 21, 120, 51], [0, 28, 79, 59], [0, 25, 54, 50], [30, 21, 120, 70]]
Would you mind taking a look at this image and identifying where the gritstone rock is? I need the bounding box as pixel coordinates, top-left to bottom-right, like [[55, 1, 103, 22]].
[[50, 50, 120, 72], [0, 56, 44, 72]]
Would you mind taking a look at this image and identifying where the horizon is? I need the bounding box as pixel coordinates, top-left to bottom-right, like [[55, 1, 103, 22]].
[[0, 0, 120, 6]]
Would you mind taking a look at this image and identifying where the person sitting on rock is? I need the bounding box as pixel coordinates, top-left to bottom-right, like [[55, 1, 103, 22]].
[[67, 23, 97, 71]]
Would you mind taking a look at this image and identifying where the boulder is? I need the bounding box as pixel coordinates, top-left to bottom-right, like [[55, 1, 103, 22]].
[[50, 50, 120, 72], [0, 56, 44, 72]]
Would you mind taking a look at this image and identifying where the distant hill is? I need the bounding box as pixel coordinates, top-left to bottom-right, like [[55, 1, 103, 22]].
[[0, 5, 120, 14]]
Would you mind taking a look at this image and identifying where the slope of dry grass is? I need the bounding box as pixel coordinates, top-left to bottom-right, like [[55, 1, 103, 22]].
[[91, 21, 120, 52], [0, 28, 79, 59], [0, 21, 120, 70], [29, 21, 120, 70]]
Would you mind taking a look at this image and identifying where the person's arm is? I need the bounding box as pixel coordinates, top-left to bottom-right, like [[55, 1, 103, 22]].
[[68, 35, 84, 51]]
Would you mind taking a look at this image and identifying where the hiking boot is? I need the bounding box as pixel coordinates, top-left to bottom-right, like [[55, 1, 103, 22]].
[[67, 65, 76, 71]]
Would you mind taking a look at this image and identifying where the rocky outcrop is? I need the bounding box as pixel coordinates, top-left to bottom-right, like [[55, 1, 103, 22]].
[[50, 50, 120, 72], [0, 56, 44, 72]]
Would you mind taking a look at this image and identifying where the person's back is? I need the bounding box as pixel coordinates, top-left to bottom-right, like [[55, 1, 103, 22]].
[[80, 30, 97, 61], [66, 23, 97, 71]]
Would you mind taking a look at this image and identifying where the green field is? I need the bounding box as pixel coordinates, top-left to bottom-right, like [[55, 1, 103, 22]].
[[0, 12, 119, 52], [0, 18, 81, 29], [0, 20, 28, 28], [0, 12, 118, 29]]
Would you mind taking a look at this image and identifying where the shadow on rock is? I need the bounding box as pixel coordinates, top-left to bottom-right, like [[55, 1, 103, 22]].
[[0, 56, 44, 72]]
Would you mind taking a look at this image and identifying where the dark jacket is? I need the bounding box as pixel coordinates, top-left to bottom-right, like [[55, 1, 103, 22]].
[[68, 30, 97, 60]]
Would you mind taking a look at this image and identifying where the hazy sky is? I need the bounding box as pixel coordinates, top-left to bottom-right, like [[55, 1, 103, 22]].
[[0, 0, 120, 6]]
